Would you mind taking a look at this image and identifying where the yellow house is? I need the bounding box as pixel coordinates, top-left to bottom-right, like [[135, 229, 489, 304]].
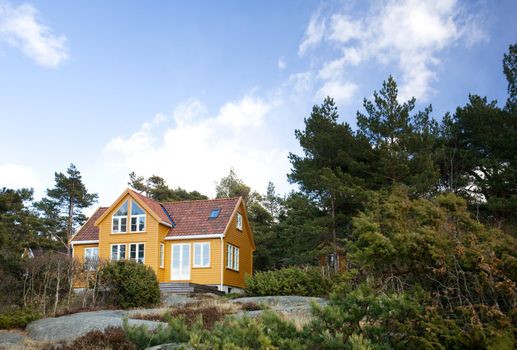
[[70, 188, 255, 293]]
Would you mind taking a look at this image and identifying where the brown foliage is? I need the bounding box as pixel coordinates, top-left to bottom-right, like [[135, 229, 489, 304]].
[[43, 326, 136, 350]]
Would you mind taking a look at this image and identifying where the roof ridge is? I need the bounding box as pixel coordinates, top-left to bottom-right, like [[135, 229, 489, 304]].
[[160, 197, 241, 205]]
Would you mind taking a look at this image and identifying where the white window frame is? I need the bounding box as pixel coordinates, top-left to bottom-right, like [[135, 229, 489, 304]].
[[129, 243, 145, 264], [236, 212, 243, 231], [227, 244, 233, 269], [159, 243, 164, 268], [84, 247, 99, 271], [130, 201, 146, 233], [193, 242, 210, 268], [110, 244, 126, 261], [226, 244, 239, 271], [112, 201, 128, 233], [112, 216, 127, 233], [171, 243, 191, 281]]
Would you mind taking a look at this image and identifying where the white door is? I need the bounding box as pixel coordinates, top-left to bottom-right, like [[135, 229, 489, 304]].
[[171, 244, 190, 280]]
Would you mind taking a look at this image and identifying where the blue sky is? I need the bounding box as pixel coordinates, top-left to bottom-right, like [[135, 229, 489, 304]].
[[0, 0, 516, 208]]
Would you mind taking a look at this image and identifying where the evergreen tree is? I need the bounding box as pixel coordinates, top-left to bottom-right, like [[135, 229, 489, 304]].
[[36, 164, 97, 255], [289, 97, 369, 271], [438, 45, 517, 231], [215, 168, 251, 201], [0, 187, 42, 251], [503, 43, 517, 112], [356, 76, 439, 196], [128, 172, 208, 201]]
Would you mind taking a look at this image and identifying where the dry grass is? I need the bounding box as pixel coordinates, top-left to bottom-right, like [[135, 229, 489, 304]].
[[40, 326, 135, 350], [235, 301, 262, 311], [131, 298, 253, 330]]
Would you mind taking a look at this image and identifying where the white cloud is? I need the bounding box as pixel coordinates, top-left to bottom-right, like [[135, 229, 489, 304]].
[[318, 55, 346, 81], [217, 95, 271, 128], [0, 1, 68, 68], [277, 56, 286, 71], [315, 80, 358, 104], [0, 163, 42, 194], [103, 95, 290, 199], [298, 12, 326, 56], [304, 0, 487, 101], [329, 14, 363, 43]]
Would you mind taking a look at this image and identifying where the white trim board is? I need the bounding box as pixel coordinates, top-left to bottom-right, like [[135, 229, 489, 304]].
[[165, 234, 224, 240], [71, 240, 99, 246]]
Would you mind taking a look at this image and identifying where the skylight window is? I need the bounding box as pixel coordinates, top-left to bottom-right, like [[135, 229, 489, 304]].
[[209, 208, 221, 219]]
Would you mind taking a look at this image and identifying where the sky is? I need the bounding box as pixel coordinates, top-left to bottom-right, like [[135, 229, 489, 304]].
[[0, 0, 516, 209]]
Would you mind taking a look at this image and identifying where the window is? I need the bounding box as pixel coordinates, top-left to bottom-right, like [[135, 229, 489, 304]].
[[159, 243, 164, 268], [236, 212, 243, 231], [209, 208, 220, 219], [130, 202, 146, 232], [129, 243, 145, 264], [112, 201, 128, 233], [84, 247, 99, 270], [111, 244, 126, 261], [193, 242, 210, 267], [226, 244, 239, 271]]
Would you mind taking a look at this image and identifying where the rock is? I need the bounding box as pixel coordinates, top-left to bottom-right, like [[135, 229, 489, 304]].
[[231, 296, 327, 312], [26, 310, 167, 342], [163, 294, 191, 307], [0, 330, 25, 348], [231, 296, 328, 326]]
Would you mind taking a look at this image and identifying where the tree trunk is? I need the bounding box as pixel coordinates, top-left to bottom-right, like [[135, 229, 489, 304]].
[[42, 267, 49, 315], [66, 260, 74, 312], [67, 196, 74, 256], [53, 261, 61, 316], [331, 194, 338, 273]]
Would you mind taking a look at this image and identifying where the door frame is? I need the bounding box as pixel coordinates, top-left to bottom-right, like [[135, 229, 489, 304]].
[[170, 243, 191, 281]]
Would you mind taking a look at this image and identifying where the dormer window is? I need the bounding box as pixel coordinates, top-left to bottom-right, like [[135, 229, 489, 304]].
[[131, 202, 146, 232], [112, 201, 128, 233]]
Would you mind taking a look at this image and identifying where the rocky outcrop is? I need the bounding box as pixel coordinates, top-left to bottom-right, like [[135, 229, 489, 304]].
[[26, 310, 166, 342]]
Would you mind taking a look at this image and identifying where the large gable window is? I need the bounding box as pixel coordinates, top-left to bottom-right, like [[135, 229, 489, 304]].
[[131, 202, 146, 232], [112, 201, 128, 233]]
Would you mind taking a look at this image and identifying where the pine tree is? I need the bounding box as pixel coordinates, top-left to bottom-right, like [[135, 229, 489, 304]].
[[37, 164, 97, 255]]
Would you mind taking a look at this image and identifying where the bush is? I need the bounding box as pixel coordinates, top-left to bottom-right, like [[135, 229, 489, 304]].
[[45, 326, 136, 350], [0, 308, 41, 329], [101, 260, 160, 308], [245, 266, 333, 297], [124, 317, 194, 350]]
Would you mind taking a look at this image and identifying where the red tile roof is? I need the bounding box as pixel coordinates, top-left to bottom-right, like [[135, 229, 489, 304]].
[[71, 207, 108, 242], [162, 197, 240, 237], [131, 190, 171, 224], [71, 197, 241, 241]]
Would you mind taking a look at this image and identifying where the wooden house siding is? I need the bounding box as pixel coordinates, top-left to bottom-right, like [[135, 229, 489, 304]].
[[72, 243, 98, 263], [97, 193, 161, 272], [164, 238, 222, 285], [223, 201, 254, 288]]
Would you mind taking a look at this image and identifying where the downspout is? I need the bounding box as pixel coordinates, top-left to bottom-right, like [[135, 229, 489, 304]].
[[220, 236, 224, 292]]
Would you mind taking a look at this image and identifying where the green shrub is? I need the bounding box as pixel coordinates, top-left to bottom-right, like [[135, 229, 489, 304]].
[[189, 311, 305, 350], [0, 308, 41, 329], [123, 317, 194, 350], [245, 266, 333, 297], [101, 260, 160, 308]]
